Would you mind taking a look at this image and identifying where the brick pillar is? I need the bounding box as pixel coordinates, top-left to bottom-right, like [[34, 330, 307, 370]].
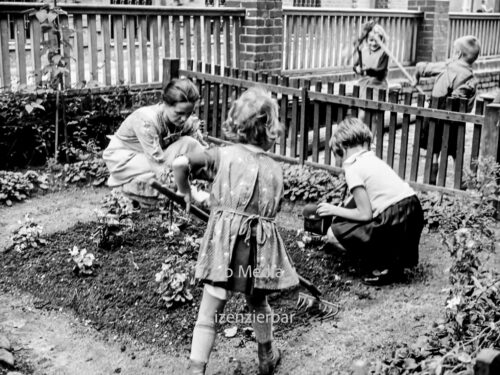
[[408, 0, 450, 62], [226, 0, 283, 72]]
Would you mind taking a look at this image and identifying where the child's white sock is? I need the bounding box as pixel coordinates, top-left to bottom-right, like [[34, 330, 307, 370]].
[[190, 289, 226, 363]]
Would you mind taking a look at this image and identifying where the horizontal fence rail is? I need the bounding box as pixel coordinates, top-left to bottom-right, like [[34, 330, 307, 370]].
[[448, 13, 500, 59], [282, 7, 423, 73], [0, 2, 244, 90], [162, 59, 498, 193]]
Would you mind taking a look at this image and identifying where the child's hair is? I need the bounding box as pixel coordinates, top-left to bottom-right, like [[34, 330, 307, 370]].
[[369, 24, 388, 45], [330, 117, 372, 158], [453, 35, 481, 64], [222, 87, 283, 148], [163, 78, 199, 106]]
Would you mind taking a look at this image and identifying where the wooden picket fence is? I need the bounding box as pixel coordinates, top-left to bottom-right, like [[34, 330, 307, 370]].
[[448, 12, 500, 59], [165, 58, 500, 194], [282, 7, 422, 73], [0, 2, 244, 90]]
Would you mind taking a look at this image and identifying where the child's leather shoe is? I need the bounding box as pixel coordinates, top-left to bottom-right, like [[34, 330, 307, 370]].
[[258, 341, 281, 375], [188, 359, 207, 375]]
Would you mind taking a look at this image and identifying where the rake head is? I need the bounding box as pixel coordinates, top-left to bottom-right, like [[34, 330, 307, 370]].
[[296, 292, 339, 321]]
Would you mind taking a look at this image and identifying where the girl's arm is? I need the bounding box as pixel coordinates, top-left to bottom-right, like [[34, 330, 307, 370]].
[[172, 148, 219, 211], [172, 155, 192, 212], [317, 186, 373, 222]]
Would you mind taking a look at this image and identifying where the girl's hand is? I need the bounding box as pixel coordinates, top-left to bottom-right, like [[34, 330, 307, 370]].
[[354, 66, 362, 75], [177, 188, 192, 214], [316, 202, 337, 217]]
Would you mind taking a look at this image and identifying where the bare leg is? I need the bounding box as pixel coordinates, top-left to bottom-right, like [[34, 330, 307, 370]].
[[324, 227, 347, 252]]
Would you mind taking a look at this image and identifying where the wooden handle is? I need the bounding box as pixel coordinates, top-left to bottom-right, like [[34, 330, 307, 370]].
[[371, 33, 425, 96]]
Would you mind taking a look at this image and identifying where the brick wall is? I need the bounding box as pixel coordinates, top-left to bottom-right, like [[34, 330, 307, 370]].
[[227, 0, 283, 72], [408, 0, 449, 62]]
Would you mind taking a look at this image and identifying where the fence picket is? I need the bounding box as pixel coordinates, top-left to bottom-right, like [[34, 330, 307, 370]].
[[312, 81, 322, 162], [351, 85, 360, 118], [204, 63, 212, 134], [162, 15, 171, 58], [114, 15, 125, 84], [212, 65, 221, 138], [213, 18, 221, 66], [437, 98, 454, 187], [299, 81, 309, 164], [172, 15, 181, 58], [223, 16, 231, 67], [453, 99, 467, 189], [280, 76, 290, 156], [410, 94, 426, 182], [387, 90, 398, 168], [101, 15, 112, 86], [127, 16, 136, 84], [424, 97, 441, 184], [220, 66, 230, 129], [375, 89, 386, 160], [290, 79, 300, 157], [365, 87, 374, 132], [88, 14, 98, 82], [138, 15, 148, 83], [14, 17, 27, 87], [470, 99, 484, 173], [324, 82, 334, 165], [398, 91, 411, 179], [0, 15, 10, 88], [150, 16, 160, 82]]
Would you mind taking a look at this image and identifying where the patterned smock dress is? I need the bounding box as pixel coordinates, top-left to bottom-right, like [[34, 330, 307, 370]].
[[189, 144, 299, 295]]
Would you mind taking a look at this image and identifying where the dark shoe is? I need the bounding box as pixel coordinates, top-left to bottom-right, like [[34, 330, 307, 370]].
[[362, 269, 394, 286], [188, 359, 207, 375], [258, 342, 281, 375]]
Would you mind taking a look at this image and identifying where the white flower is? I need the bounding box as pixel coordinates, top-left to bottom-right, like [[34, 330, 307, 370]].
[[446, 295, 461, 310]]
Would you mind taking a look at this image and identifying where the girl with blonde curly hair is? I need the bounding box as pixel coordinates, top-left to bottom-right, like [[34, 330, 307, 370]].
[[172, 87, 299, 375]]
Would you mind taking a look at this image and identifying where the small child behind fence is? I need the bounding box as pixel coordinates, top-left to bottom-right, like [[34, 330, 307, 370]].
[[353, 23, 390, 90], [317, 117, 424, 285], [172, 87, 299, 375], [414, 35, 481, 184]]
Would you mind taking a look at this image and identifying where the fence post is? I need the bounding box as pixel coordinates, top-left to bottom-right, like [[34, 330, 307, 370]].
[[480, 103, 500, 163], [162, 58, 180, 86], [226, 0, 283, 73], [408, 0, 449, 62]]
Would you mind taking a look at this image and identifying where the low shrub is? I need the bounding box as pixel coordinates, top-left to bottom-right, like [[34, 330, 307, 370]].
[[10, 214, 47, 253], [69, 245, 97, 276], [155, 254, 196, 309], [0, 170, 49, 206], [92, 189, 136, 250], [282, 163, 346, 204]]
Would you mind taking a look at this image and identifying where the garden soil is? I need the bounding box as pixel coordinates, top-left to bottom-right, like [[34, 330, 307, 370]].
[[1, 186, 498, 375]]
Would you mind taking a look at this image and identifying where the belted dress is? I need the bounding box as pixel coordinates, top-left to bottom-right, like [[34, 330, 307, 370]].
[[190, 144, 299, 295]]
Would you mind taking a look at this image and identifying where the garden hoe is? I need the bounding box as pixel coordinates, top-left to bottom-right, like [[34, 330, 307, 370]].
[[148, 179, 339, 321]]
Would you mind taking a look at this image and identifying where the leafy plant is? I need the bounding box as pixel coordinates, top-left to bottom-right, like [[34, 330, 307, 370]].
[[92, 189, 136, 250], [282, 164, 346, 204], [10, 214, 47, 252], [155, 254, 195, 309], [0, 171, 49, 206], [53, 141, 109, 186], [69, 245, 96, 276]]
